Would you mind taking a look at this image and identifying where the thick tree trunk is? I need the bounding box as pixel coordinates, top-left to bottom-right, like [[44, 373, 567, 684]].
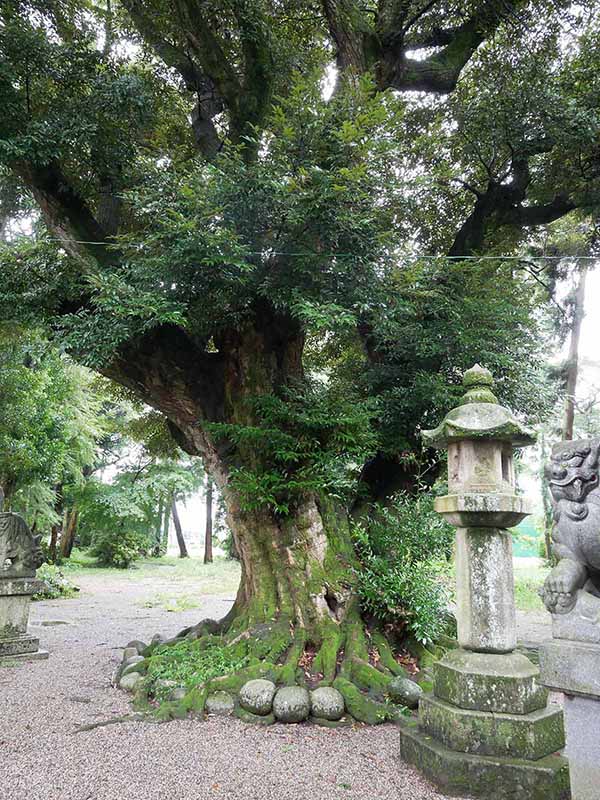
[[171, 495, 189, 559], [204, 478, 213, 564], [222, 492, 358, 633], [104, 318, 404, 719]]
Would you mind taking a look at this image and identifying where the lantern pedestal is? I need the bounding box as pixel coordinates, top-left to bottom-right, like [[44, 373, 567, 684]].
[[399, 366, 569, 799], [400, 648, 569, 800]]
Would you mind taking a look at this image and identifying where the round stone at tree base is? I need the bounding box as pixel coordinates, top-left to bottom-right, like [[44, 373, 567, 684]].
[[388, 676, 423, 709], [239, 679, 276, 715], [273, 686, 310, 722], [206, 691, 235, 716], [310, 687, 345, 720], [119, 672, 142, 692], [121, 656, 146, 676]]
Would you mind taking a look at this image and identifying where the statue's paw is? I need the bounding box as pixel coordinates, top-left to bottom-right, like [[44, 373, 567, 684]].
[[540, 575, 577, 614], [554, 591, 576, 614]]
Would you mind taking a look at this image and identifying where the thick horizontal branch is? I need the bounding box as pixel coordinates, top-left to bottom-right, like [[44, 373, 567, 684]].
[[449, 179, 578, 257]]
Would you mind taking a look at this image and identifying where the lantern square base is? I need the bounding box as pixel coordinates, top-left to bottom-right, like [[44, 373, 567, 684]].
[[399, 719, 570, 800]]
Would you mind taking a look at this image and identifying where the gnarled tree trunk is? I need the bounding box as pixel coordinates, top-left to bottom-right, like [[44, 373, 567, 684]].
[[103, 315, 405, 720]]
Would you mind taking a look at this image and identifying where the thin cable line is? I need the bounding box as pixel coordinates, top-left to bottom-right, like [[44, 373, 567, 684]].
[[3, 237, 599, 261]]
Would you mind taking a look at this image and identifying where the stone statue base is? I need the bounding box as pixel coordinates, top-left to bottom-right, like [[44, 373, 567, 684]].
[[541, 639, 600, 800], [399, 649, 570, 800], [0, 635, 48, 660], [0, 576, 48, 661], [550, 586, 600, 644]]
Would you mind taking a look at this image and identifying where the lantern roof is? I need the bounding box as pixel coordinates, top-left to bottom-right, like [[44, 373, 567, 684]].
[[421, 365, 536, 450]]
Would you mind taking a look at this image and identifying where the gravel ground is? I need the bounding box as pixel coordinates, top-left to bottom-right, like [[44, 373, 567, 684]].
[[0, 570, 457, 800]]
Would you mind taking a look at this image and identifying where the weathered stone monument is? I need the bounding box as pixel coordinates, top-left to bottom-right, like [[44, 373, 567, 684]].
[[540, 438, 600, 800], [399, 365, 570, 799], [0, 490, 48, 660]]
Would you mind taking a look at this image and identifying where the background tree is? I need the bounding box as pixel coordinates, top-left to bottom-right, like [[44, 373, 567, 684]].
[[1, 1, 600, 710], [204, 478, 214, 565]]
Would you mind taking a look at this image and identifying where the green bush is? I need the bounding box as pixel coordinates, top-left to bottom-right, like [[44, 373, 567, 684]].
[[33, 564, 79, 600], [91, 529, 147, 568], [352, 493, 454, 645]]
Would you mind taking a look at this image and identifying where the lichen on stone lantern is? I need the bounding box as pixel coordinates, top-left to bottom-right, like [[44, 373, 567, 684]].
[[422, 364, 536, 529], [400, 365, 569, 800]]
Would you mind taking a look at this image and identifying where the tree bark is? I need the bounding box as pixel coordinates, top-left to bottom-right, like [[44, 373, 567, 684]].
[[204, 478, 213, 564], [171, 495, 189, 559], [564, 264, 588, 441], [60, 506, 79, 559], [49, 525, 59, 564], [153, 496, 165, 556]]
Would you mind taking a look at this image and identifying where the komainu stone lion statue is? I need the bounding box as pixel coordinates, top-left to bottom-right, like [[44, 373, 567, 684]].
[[0, 513, 44, 577], [541, 438, 600, 640]]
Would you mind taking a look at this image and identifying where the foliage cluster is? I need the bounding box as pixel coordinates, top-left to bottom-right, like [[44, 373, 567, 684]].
[[353, 494, 455, 644], [209, 384, 378, 515], [78, 458, 204, 567], [33, 563, 79, 600], [147, 638, 249, 700]]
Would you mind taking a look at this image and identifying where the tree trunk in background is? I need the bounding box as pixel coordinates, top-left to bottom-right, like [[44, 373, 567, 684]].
[[564, 264, 588, 440], [171, 495, 189, 559], [154, 496, 165, 556], [49, 525, 59, 563], [49, 484, 64, 562], [162, 502, 170, 551], [60, 507, 79, 559], [204, 479, 213, 564], [0, 476, 17, 510]]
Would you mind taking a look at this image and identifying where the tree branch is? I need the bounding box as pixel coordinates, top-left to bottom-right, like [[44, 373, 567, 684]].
[[121, 0, 223, 159], [379, 0, 527, 94], [322, 0, 372, 73], [15, 160, 114, 269]]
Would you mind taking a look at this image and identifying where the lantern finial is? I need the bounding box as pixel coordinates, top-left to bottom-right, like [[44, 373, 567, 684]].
[[459, 364, 498, 405]]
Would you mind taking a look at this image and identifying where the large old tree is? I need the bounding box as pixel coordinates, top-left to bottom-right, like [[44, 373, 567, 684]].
[[1, 1, 600, 714]]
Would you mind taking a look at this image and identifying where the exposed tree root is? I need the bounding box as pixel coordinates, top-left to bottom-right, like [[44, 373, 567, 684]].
[[133, 611, 431, 725]]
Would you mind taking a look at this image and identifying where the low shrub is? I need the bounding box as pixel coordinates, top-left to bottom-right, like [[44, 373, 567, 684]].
[[91, 529, 148, 568], [33, 564, 79, 600], [352, 492, 455, 645], [147, 638, 249, 698]]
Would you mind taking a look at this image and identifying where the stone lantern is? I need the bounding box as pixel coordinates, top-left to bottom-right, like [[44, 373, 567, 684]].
[[399, 365, 570, 800], [0, 492, 48, 661], [425, 364, 535, 654]]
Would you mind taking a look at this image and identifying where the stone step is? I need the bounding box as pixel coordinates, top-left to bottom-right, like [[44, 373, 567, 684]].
[[419, 694, 565, 761], [399, 719, 571, 800]]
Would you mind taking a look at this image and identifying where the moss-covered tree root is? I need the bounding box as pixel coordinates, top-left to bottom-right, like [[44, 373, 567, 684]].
[[137, 610, 426, 725]]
